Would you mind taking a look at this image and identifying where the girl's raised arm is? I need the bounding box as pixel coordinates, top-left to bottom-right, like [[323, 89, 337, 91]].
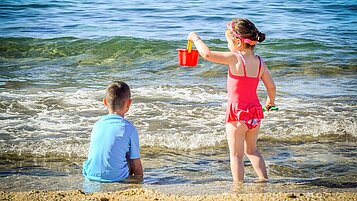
[[188, 32, 236, 66]]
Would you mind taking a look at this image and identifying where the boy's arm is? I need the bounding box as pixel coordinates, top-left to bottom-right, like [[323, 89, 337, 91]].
[[128, 127, 143, 181], [129, 158, 143, 176]]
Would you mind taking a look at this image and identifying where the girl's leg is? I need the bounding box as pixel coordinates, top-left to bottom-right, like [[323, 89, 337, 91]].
[[226, 121, 248, 182], [244, 124, 268, 180]]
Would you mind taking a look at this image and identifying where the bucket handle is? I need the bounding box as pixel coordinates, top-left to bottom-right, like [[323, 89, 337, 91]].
[[187, 40, 192, 53]]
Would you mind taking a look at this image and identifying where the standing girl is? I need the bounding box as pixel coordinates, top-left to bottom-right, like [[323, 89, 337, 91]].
[[187, 18, 276, 182]]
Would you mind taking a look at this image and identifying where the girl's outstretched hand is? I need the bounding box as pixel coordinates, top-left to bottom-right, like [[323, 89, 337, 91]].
[[187, 32, 199, 41]]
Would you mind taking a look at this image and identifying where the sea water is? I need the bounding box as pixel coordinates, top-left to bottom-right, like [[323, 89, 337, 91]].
[[0, 0, 356, 194]]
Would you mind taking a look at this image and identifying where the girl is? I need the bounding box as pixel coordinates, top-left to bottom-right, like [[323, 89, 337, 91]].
[[187, 18, 276, 182]]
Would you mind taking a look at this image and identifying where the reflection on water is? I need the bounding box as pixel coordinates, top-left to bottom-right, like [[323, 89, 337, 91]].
[[0, 142, 356, 194]]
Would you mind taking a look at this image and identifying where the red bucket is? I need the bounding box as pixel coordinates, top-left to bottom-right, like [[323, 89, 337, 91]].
[[177, 49, 199, 67]]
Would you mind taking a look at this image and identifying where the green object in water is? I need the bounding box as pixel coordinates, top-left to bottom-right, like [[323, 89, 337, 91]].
[[263, 106, 279, 112]]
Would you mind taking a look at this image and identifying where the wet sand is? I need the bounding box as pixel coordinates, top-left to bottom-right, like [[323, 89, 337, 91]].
[[1, 188, 356, 201]]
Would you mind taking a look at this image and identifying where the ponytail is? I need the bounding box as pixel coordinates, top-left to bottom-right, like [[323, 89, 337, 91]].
[[257, 32, 266, 43]]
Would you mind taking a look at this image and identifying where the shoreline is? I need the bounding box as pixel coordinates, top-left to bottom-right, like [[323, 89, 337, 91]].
[[1, 188, 357, 201]]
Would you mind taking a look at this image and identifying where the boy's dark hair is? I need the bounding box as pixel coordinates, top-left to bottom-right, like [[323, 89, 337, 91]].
[[105, 81, 131, 111]]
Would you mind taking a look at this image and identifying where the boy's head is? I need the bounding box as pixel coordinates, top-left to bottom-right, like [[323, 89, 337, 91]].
[[104, 81, 132, 113]]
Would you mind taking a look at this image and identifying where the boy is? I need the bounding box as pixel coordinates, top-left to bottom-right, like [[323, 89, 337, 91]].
[[83, 81, 143, 182]]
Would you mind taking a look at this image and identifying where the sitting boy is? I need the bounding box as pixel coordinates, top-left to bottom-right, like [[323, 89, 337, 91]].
[[83, 81, 143, 182]]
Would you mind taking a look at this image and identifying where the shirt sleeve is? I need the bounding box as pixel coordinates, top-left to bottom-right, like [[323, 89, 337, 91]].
[[129, 127, 140, 159]]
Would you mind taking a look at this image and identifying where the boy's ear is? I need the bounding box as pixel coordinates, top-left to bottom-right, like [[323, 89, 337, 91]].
[[103, 98, 107, 106], [127, 99, 132, 109]]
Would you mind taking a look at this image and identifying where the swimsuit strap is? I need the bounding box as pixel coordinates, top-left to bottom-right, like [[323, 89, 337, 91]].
[[235, 52, 247, 77], [257, 56, 262, 78]]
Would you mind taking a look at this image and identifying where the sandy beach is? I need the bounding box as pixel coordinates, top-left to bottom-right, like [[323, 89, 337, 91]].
[[1, 188, 357, 201]]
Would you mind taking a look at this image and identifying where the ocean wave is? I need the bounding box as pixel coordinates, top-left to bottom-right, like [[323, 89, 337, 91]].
[[1, 36, 355, 75], [0, 80, 355, 158]]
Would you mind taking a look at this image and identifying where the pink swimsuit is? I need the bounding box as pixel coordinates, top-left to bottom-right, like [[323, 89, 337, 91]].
[[225, 52, 264, 129]]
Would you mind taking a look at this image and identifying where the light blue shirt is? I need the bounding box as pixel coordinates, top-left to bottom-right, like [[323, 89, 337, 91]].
[[83, 114, 140, 182]]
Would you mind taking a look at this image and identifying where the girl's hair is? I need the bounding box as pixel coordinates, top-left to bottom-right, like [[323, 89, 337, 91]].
[[229, 18, 265, 47], [105, 81, 131, 111]]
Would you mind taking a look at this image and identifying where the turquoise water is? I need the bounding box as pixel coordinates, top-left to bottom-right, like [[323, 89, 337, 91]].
[[0, 0, 356, 194]]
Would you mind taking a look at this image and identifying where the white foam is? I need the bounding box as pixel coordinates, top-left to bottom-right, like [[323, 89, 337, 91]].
[[260, 96, 357, 138], [0, 81, 356, 156], [132, 85, 227, 103]]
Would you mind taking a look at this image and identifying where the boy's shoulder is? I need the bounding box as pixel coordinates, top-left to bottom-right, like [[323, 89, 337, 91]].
[[95, 114, 137, 131]]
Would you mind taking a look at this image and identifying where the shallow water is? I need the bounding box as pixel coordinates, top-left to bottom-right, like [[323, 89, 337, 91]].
[[0, 0, 356, 194], [1, 142, 356, 194]]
